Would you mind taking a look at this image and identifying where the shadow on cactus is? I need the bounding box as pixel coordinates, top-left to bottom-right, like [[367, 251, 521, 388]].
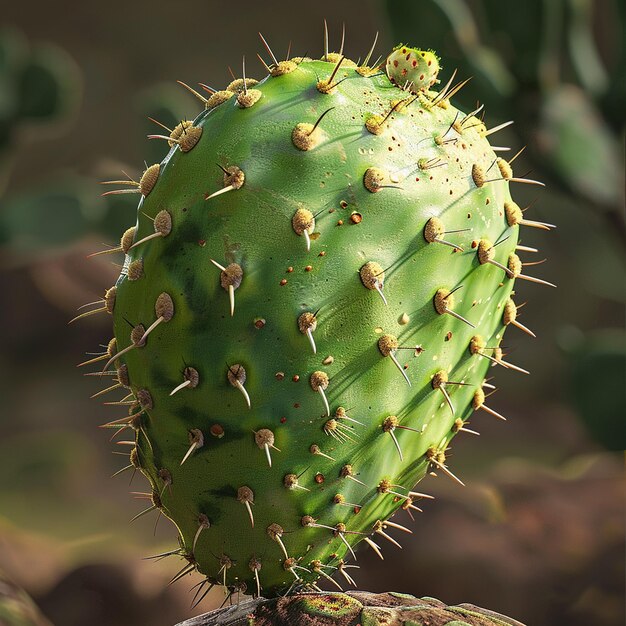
[[78, 25, 553, 622]]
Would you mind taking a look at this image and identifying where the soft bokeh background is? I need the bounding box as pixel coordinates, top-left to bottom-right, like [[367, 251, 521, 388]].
[[0, 1, 624, 625]]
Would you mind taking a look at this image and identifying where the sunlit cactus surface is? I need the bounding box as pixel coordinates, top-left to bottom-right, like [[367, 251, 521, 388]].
[[81, 31, 553, 601]]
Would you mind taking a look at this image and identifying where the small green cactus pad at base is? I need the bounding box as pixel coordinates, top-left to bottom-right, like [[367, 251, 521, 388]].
[[174, 591, 525, 626], [84, 32, 552, 599]]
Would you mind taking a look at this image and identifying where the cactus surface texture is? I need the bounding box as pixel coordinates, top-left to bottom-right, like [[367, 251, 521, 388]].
[[174, 591, 525, 626], [84, 34, 551, 599]]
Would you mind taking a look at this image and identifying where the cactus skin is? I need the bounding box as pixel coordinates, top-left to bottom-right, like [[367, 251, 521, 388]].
[[91, 38, 548, 598], [174, 591, 525, 626]]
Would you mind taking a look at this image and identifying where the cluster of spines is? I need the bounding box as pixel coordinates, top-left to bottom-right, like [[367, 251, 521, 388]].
[[76, 26, 555, 601]]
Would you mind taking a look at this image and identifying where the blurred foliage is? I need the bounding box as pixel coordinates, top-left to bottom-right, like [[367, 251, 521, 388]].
[[559, 327, 626, 451], [0, 27, 82, 195], [0, 81, 187, 259]]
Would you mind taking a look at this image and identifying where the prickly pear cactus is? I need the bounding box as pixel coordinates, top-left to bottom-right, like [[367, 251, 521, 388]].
[[175, 591, 525, 626], [83, 35, 552, 600]]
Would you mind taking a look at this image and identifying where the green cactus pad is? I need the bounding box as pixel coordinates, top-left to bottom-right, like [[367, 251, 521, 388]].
[[88, 36, 549, 598], [173, 591, 525, 626]]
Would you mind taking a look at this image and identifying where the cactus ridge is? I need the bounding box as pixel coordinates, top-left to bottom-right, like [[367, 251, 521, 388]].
[[82, 31, 552, 599]]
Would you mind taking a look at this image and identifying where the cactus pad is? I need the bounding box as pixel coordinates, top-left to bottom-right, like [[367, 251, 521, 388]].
[[86, 34, 551, 599], [174, 591, 525, 626]]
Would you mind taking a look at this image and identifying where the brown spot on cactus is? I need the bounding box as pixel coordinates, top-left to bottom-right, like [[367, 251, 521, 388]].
[[210, 424, 224, 438], [378, 334, 410, 386], [129, 210, 172, 250], [507, 252, 556, 287], [227, 78, 259, 93], [310, 443, 335, 461], [360, 261, 387, 304], [324, 52, 356, 66], [120, 227, 136, 253], [292, 208, 315, 250], [423, 216, 444, 243], [237, 486, 255, 528], [156, 292, 174, 319], [266, 523, 289, 560], [192, 513, 210, 553], [237, 89, 262, 108], [471, 163, 486, 187], [432, 369, 456, 416], [168, 119, 191, 144], [104, 287, 117, 313], [254, 428, 279, 467], [365, 114, 385, 135], [507, 253, 523, 278], [434, 287, 474, 328], [424, 217, 464, 251], [165, 121, 203, 152], [316, 56, 345, 94], [206, 90, 234, 108], [363, 167, 388, 192], [205, 164, 245, 200], [426, 445, 464, 486], [217, 554, 233, 587], [506, 200, 554, 230], [129, 447, 140, 469], [292, 120, 325, 152], [116, 364, 130, 388], [310, 370, 330, 416], [505, 200, 523, 226], [134, 388, 152, 410], [170, 366, 199, 396], [223, 165, 245, 190], [469, 335, 487, 355], [127, 258, 143, 281], [431, 370, 448, 388], [138, 164, 160, 196], [158, 468, 172, 493], [477, 238, 514, 276], [497, 157, 513, 180], [99, 323, 145, 373], [211, 260, 243, 316], [284, 473, 308, 492], [133, 292, 174, 347], [227, 364, 250, 408], [298, 311, 318, 353], [270, 60, 297, 76], [503, 298, 537, 337], [340, 464, 365, 486], [180, 428, 204, 466], [473, 388, 507, 421]]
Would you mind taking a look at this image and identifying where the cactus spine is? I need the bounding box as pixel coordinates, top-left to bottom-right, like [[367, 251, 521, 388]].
[[82, 32, 552, 600]]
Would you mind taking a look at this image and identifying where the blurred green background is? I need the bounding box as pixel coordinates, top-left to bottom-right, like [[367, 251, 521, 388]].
[[0, 1, 624, 625]]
